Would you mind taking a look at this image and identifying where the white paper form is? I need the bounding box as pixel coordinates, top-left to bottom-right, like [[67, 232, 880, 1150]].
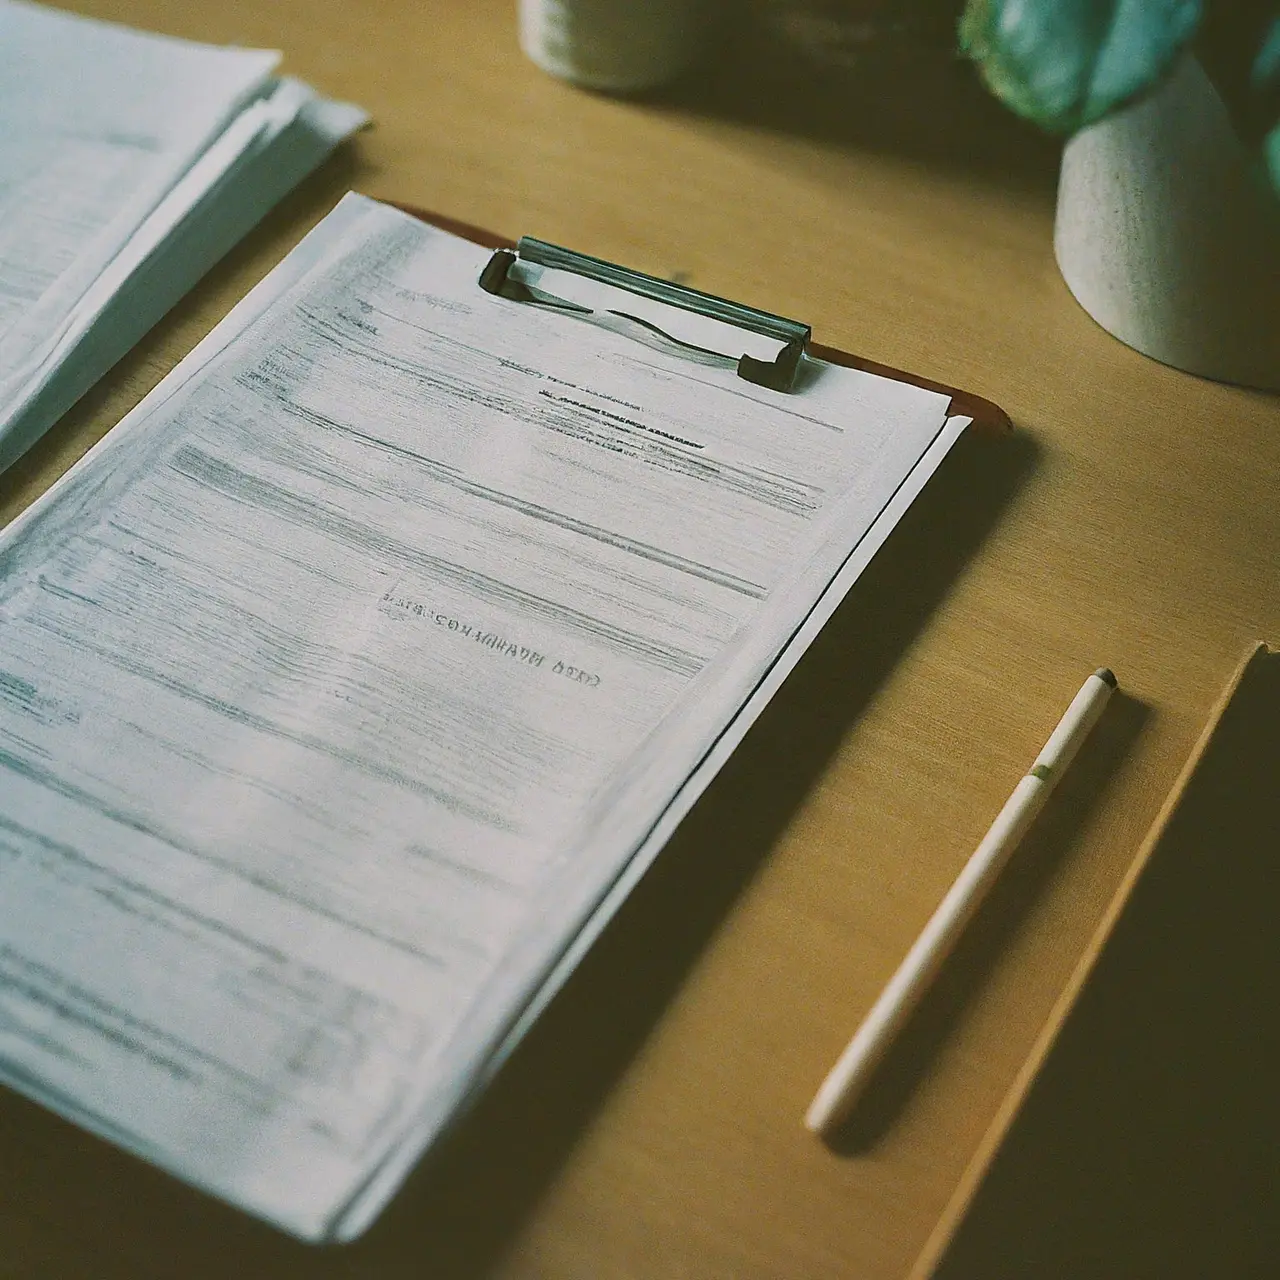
[[0, 194, 953, 1237]]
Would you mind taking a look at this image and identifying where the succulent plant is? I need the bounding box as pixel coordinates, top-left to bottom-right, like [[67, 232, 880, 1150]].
[[959, 0, 1280, 193]]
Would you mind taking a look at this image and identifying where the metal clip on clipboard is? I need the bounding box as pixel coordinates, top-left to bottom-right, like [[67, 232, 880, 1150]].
[[479, 238, 811, 392]]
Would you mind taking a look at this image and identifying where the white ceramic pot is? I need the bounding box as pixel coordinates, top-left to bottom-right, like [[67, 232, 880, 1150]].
[[518, 0, 705, 93], [1054, 55, 1280, 390]]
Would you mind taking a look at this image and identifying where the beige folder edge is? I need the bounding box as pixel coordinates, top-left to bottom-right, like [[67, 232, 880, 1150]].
[[909, 639, 1278, 1279]]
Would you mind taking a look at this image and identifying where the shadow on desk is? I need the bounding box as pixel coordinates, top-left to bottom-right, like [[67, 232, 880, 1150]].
[[0, 425, 1037, 1278], [655, 2, 1061, 201]]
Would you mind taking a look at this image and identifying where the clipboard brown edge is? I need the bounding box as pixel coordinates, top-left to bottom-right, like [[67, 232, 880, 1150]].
[[392, 204, 1011, 434]]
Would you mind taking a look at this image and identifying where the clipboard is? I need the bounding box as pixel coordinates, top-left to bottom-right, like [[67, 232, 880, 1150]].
[[0, 191, 1016, 1243], [393, 204, 1011, 434]]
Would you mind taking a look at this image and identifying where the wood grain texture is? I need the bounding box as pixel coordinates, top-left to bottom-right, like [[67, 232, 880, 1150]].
[[2, 3, 1278, 1278]]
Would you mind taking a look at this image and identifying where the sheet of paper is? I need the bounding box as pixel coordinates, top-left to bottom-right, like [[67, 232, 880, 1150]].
[[0, 0, 277, 382], [0, 74, 367, 472], [0, 194, 951, 1237], [0, 0, 365, 470]]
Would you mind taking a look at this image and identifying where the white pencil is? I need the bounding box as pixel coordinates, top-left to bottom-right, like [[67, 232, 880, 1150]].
[[805, 666, 1118, 1137]]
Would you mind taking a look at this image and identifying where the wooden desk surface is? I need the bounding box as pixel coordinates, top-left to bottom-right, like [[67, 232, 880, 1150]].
[[3, 3, 1277, 1277]]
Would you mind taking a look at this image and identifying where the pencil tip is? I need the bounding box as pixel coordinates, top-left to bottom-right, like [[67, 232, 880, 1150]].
[[1095, 667, 1117, 689]]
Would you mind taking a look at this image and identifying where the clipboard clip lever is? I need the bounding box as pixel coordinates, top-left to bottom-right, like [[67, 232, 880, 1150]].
[[479, 238, 810, 392]]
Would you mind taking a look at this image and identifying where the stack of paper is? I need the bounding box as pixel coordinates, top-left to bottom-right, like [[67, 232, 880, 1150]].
[[0, 193, 966, 1239], [0, 0, 366, 472]]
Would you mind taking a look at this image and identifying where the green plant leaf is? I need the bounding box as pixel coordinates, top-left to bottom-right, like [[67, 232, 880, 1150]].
[[1247, 15, 1280, 194], [1265, 120, 1280, 190], [959, 0, 1204, 133], [1253, 15, 1280, 89]]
